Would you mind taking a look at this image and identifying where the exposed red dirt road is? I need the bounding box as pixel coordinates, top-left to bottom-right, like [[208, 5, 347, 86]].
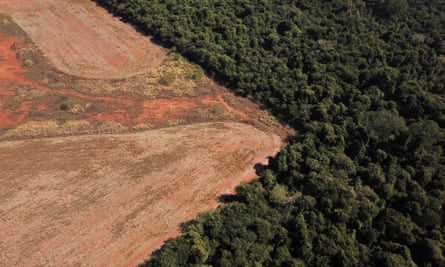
[[0, 122, 281, 266], [0, 0, 166, 79]]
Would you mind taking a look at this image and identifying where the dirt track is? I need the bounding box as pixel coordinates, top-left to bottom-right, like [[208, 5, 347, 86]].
[[0, 122, 281, 266]]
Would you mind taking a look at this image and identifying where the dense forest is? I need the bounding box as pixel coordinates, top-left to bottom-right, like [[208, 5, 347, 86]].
[[95, 0, 445, 266]]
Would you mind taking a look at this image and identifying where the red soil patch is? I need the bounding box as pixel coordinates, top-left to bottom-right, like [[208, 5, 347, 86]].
[[0, 34, 33, 128], [0, 35, 26, 83], [36, 102, 49, 112], [134, 95, 213, 124], [0, 0, 167, 79], [0, 3, 293, 136], [0, 122, 281, 266], [0, 35, 237, 132]]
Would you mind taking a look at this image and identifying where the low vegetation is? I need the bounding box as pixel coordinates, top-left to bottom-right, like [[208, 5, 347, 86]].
[[159, 71, 176, 86], [96, 0, 445, 266]]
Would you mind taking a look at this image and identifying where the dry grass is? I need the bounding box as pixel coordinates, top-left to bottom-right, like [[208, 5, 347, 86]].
[[0, 120, 132, 139]]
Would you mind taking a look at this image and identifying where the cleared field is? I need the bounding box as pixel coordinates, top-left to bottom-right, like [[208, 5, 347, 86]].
[[0, 122, 281, 266], [0, 1, 292, 266], [0, 0, 166, 79], [0, 15, 289, 138]]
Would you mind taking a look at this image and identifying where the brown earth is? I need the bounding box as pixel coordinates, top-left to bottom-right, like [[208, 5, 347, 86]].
[[0, 1, 294, 266], [0, 0, 167, 79], [0, 122, 281, 266]]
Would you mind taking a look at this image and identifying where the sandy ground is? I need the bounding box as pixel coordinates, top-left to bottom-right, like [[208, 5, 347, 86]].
[[0, 0, 166, 79], [0, 122, 281, 266]]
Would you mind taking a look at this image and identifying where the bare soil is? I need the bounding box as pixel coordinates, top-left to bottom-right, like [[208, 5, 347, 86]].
[[0, 13, 292, 139], [0, 122, 281, 266], [0, 0, 167, 79], [0, 1, 294, 266]]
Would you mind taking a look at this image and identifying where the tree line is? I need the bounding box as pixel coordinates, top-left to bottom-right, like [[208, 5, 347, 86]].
[[95, 0, 445, 266]]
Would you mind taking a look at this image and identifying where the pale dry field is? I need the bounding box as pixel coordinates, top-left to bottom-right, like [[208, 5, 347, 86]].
[[0, 0, 166, 79], [0, 122, 281, 266]]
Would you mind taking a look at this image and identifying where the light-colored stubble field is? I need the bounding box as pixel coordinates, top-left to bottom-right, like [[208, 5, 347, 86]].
[[0, 122, 281, 266]]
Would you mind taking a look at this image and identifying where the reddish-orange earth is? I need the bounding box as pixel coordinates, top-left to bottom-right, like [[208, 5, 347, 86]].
[[0, 0, 293, 266], [0, 30, 281, 135]]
